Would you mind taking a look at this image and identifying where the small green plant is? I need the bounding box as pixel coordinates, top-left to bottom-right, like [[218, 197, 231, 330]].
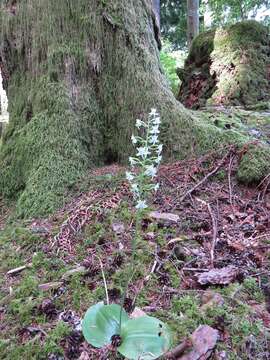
[[160, 41, 187, 95], [82, 109, 172, 359]]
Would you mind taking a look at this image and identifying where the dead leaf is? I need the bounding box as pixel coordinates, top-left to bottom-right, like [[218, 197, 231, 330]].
[[168, 236, 189, 245], [130, 307, 146, 319], [201, 291, 224, 311], [214, 351, 228, 360], [180, 325, 219, 360], [149, 211, 180, 223], [196, 266, 238, 285], [39, 282, 63, 291], [62, 266, 87, 280], [112, 222, 125, 234], [250, 302, 270, 328], [78, 351, 90, 360]]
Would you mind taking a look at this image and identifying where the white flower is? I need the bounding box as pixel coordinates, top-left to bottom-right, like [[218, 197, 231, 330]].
[[137, 146, 150, 158], [126, 171, 134, 181], [131, 134, 137, 144], [129, 157, 136, 166], [157, 144, 163, 155], [153, 117, 161, 126], [149, 135, 159, 144], [145, 165, 157, 177], [136, 200, 148, 210], [150, 125, 160, 134], [136, 119, 144, 129], [149, 108, 158, 117], [131, 183, 139, 193], [154, 183, 160, 192], [155, 155, 162, 164]]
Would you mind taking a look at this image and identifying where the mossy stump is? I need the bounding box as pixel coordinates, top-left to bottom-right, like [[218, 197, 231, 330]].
[[178, 21, 270, 109]]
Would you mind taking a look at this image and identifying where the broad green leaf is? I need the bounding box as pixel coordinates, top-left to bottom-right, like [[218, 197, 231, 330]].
[[82, 303, 129, 348], [118, 316, 171, 360]]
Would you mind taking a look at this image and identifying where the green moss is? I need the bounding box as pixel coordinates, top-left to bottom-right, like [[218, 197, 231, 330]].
[[188, 30, 215, 65], [179, 21, 270, 108], [245, 102, 270, 111], [237, 145, 270, 184], [0, 2, 269, 218], [211, 21, 270, 106]]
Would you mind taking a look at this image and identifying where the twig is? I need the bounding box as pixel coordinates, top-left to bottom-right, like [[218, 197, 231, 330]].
[[196, 198, 217, 268], [6, 263, 32, 275], [96, 256, 109, 305], [228, 153, 234, 207], [258, 173, 270, 201], [165, 338, 192, 359], [179, 150, 232, 202], [182, 267, 209, 272]]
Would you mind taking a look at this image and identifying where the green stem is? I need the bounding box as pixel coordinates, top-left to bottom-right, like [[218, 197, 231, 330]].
[[119, 210, 141, 334]]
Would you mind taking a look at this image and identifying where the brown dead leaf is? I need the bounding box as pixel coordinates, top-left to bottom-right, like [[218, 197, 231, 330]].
[[130, 307, 147, 319], [250, 302, 270, 328], [201, 291, 225, 311], [149, 211, 180, 223], [196, 266, 238, 285], [179, 325, 219, 360]]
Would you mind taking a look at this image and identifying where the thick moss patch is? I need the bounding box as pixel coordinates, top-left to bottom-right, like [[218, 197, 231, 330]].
[[178, 21, 270, 109], [237, 145, 270, 184]]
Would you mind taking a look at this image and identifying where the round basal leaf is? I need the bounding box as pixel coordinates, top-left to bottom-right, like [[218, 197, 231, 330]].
[[118, 316, 171, 360], [82, 303, 129, 348]]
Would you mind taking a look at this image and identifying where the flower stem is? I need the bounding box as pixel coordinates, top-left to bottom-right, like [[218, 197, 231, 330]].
[[119, 210, 141, 333]]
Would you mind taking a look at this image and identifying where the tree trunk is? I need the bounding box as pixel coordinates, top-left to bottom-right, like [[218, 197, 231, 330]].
[[187, 0, 200, 48], [0, 0, 268, 217], [152, 0, 160, 27]]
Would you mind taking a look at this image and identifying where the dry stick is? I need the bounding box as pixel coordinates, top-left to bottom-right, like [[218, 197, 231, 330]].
[[196, 198, 217, 269], [228, 153, 234, 207], [179, 149, 232, 202], [96, 256, 109, 305], [260, 173, 270, 201], [165, 338, 192, 359]]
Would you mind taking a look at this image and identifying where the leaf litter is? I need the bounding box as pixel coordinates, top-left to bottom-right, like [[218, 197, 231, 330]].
[[1, 151, 270, 359]]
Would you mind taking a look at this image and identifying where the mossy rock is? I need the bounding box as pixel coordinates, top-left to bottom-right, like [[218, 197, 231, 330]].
[[178, 21, 270, 109], [237, 144, 270, 184]]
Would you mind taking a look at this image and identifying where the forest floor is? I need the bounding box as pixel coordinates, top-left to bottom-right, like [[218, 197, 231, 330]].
[[0, 145, 270, 360], [0, 108, 270, 360]]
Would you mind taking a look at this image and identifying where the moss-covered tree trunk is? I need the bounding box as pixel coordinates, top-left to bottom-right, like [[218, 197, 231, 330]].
[[0, 0, 269, 217]]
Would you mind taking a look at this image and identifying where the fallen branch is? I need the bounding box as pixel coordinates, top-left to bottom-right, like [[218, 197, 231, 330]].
[[7, 263, 32, 275]]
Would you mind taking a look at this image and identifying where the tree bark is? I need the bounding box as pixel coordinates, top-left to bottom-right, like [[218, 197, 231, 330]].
[[152, 0, 160, 27], [0, 0, 268, 217], [187, 0, 200, 48]]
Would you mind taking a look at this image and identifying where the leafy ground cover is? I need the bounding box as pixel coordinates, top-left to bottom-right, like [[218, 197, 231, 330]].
[[0, 150, 270, 359]]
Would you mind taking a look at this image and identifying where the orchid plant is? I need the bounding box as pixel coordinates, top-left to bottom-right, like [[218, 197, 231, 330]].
[[82, 110, 171, 360], [126, 108, 162, 210]]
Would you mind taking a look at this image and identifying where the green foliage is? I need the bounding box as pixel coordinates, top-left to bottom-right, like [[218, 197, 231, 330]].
[[160, 0, 188, 49], [118, 316, 171, 360], [160, 42, 186, 95], [161, 0, 270, 49], [207, 0, 270, 25], [82, 303, 171, 360], [82, 303, 128, 347]]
